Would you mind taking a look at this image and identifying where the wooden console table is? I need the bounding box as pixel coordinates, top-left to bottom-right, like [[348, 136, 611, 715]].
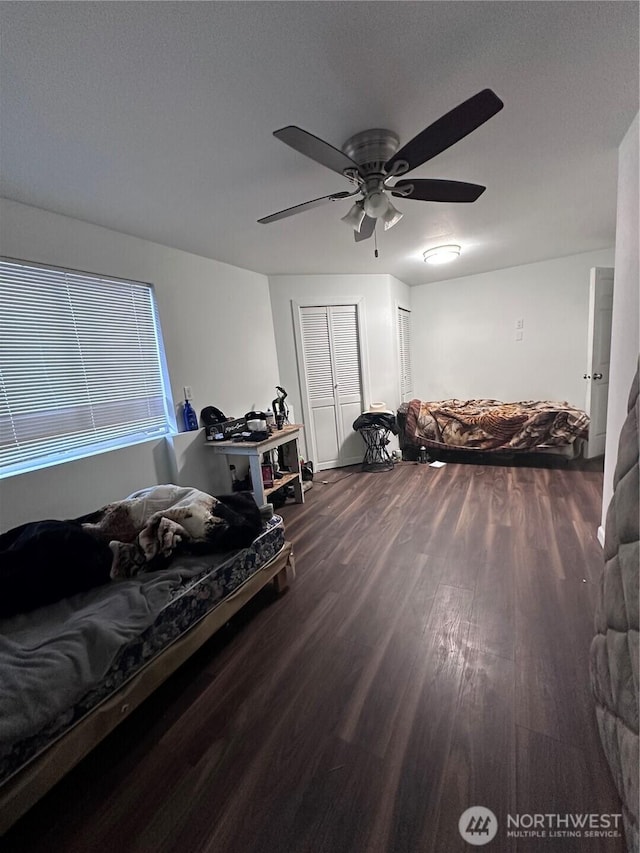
[[205, 424, 304, 509]]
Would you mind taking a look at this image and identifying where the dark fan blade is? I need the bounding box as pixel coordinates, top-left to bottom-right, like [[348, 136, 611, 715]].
[[391, 179, 486, 203], [258, 191, 352, 224], [354, 215, 376, 242], [274, 126, 361, 177], [385, 89, 504, 175]]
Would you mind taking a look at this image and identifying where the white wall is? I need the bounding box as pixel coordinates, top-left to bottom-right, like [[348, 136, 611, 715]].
[[268, 274, 410, 460], [0, 199, 279, 528], [601, 114, 639, 531], [410, 248, 615, 406]]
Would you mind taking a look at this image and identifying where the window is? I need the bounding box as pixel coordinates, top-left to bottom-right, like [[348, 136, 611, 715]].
[[0, 258, 174, 478], [397, 306, 413, 403]]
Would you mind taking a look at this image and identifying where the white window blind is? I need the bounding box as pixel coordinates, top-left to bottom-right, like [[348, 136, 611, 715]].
[[0, 258, 173, 477], [397, 306, 413, 402]]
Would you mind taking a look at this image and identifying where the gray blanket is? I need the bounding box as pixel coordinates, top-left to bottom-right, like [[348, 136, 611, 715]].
[[0, 550, 226, 751]]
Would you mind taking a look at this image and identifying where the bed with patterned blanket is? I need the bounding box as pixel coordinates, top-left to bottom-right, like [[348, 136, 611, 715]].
[[0, 486, 294, 832], [397, 398, 589, 458]]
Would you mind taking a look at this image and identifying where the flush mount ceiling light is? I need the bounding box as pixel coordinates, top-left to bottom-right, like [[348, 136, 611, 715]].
[[423, 244, 461, 265]]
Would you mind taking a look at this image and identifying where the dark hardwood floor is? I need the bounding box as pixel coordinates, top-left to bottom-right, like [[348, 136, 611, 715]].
[[3, 458, 625, 852]]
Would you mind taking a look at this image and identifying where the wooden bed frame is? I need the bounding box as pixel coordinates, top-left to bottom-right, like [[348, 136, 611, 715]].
[[0, 540, 295, 834]]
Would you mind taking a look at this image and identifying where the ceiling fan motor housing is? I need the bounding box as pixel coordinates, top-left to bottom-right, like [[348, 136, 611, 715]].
[[341, 129, 400, 176]]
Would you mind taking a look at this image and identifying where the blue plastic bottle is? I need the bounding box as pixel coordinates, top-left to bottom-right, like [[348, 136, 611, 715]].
[[183, 399, 199, 431]]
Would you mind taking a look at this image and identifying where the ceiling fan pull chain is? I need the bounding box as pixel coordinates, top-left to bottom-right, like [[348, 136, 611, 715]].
[[374, 227, 379, 259]]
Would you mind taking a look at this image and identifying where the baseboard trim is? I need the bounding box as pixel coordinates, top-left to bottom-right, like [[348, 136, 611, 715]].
[[597, 526, 605, 548]]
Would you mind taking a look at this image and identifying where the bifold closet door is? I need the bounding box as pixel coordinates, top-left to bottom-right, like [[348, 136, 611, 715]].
[[397, 306, 413, 403], [299, 304, 364, 470]]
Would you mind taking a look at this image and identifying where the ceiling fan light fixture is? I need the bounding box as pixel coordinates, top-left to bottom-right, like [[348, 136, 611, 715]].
[[363, 190, 389, 219], [341, 201, 366, 231], [423, 244, 461, 265], [382, 201, 403, 231]]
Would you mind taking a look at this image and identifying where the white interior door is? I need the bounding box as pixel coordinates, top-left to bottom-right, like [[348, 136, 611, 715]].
[[584, 267, 614, 458], [297, 303, 364, 470]]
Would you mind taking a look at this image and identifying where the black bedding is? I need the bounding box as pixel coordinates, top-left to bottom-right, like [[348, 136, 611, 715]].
[[0, 521, 113, 618]]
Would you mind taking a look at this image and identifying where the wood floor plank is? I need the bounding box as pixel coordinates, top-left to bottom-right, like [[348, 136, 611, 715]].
[[269, 736, 386, 853], [337, 558, 443, 759], [419, 469, 471, 560], [504, 467, 564, 566], [176, 625, 373, 853], [433, 647, 517, 852], [515, 646, 605, 759], [515, 726, 626, 853], [363, 583, 474, 853], [467, 524, 516, 660]]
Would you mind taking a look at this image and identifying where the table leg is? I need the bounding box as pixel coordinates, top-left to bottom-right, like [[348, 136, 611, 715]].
[[291, 476, 304, 503], [248, 454, 266, 508], [281, 436, 304, 503]]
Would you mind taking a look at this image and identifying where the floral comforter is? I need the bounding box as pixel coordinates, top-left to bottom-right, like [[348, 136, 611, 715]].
[[403, 398, 589, 452]]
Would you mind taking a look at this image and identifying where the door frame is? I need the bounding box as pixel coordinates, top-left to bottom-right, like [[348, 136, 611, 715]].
[[292, 297, 372, 469]]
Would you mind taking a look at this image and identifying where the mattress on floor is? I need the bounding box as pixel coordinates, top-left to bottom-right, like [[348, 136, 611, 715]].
[[0, 514, 285, 787]]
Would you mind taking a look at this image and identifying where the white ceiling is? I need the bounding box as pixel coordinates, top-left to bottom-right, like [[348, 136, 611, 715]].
[[1, 2, 638, 285]]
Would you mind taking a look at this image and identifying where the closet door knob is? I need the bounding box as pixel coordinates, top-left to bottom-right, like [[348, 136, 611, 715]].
[[593, 372, 603, 380]]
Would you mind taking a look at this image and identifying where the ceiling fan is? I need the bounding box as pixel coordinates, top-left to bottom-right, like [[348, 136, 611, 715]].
[[258, 89, 504, 242]]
